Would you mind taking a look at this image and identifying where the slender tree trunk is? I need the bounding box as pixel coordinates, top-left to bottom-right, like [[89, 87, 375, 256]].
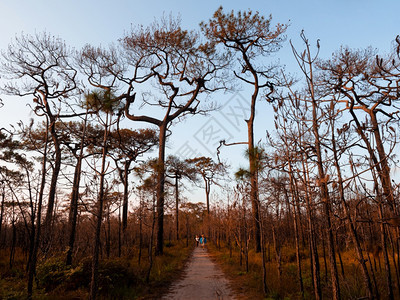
[[349, 106, 394, 299], [336, 236, 345, 278], [9, 214, 16, 268], [388, 229, 400, 296], [106, 206, 111, 258], [155, 123, 167, 256], [44, 120, 62, 231], [331, 126, 374, 298], [271, 222, 281, 285], [146, 193, 157, 283], [66, 117, 88, 266], [304, 177, 321, 299], [138, 192, 143, 265], [89, 116, 109, 300], [321, 233, 328, 283], [293, 198, 304, 299], [247, 119, 261, 253], [27, 124, 49, 299], [377, 198, 394, 300], [66, 157, 82, 265], [311, 99, 340, 299], [205, 179, 210, 215], [186, 214, 189, 247], [26, 168, 35, 273], [370, 112, 395, 208], [0, 185, 4, 244], [118, 202, 121, 257], [285, 180, 304, 299], [175, 175, 179, 240], [122, 160, 131, 232], [260, 215, 269, 296]]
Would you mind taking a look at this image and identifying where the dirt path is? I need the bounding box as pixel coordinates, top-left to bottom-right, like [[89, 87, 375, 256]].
[[162, 246, 237, 300]]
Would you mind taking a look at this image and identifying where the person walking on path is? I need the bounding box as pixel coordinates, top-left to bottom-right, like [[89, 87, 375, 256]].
[[195, 235, 199, 247], [162, 246, 236, 299], [199, 234, 207, 250]]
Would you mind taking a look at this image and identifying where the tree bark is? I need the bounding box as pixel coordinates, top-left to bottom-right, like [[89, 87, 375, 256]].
[[247, 97, 261, 253], [122, 160, 131, 232], [27, 124, 49, 299], [175, 175, 180, 240], [89, 115, 109, 300], [155, 123, 167, 256], [44, 119, 62, 231], [66, 117, 88, 266]]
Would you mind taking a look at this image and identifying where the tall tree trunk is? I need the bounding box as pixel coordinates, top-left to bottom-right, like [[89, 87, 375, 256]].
[[138, 192, 143, 265], [0, 184, 5, 245], [260, 213, 269, 296], [66, 157, 82, 265], [44, 119, 62, 231], [146, 193, 157, 283], [311, 99, 341, 299], [175, 175, 179, 240], [66, 117, 88, 266], [155, 123, 167, 256], [89, 116, 109, 300], [303, 160, 321, 300], [349, 106, 394, 299], [333, 150, 374, 298], [370, 112, 395, 209], [285, 177, 304, 299], [25, 167, 35, 273], [27, 124, 49, 299], [293, 196, 304, 299], [122, 160, 131, 232], [9, 211, 16, 268], [378, 203, 394, 300], [247, 115, 261, 253], [271, 222, 281, 285], [118, 202, 122, 257], [106, 205, 111, 258]]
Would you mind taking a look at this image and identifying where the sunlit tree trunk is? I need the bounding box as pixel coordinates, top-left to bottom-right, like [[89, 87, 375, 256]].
[[44, 117, 62, 232], [302, 159, 321, 300], [175, 175, 180, 240], [373, 170, 394, 300], [27, 121, 49, 299], [66, 117, 88, 266], [348, 105, 394, 299], [330, 118, 374, 298], [155, 123, 167, 256], [89, 114, 109, 300], [247, 95, 261, 253]]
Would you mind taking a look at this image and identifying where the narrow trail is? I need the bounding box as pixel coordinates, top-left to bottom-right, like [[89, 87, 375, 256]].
[[162, 246, 237, 300]]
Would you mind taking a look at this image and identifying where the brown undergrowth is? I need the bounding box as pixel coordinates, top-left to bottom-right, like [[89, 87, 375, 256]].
[[207, 241, 392, 299], [0, 240, 194, 300]]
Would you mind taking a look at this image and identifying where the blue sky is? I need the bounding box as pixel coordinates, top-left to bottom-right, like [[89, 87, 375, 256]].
[[1, 1, 398, 52], [0, 0, 399, 203]]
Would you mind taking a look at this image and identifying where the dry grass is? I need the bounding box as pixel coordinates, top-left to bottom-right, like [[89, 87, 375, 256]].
[[0, 240, 193, 300], [207, 242, 395, 299]]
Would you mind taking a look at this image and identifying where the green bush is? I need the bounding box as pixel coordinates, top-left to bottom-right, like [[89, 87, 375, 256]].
[[36, 257, 138, 294], [98, 259, 138, 293], [36, 258, 69, 291]]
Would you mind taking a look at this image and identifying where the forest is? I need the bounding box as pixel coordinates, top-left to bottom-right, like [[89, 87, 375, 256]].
[[1, 6, 400, 300]]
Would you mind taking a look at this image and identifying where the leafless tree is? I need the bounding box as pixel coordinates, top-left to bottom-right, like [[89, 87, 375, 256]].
[[201, 7, 288, 252], [120, 16, 227, 255], [0, 32, 78, 232]]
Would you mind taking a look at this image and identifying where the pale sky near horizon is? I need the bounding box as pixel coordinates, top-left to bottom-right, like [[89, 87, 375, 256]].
[[0, 1, 399, 204]]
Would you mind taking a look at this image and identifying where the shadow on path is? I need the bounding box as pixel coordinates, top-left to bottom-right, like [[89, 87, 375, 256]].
[[162, 246, 237, 299]]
